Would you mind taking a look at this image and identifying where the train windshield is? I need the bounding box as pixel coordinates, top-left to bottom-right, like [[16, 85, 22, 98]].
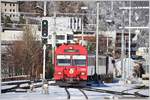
[[57, 55, 71, 66], [72, 55, 86, 66]]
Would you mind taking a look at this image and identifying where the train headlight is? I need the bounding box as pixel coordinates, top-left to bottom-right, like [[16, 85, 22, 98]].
[[57, 72, 62, 75], [81, 72, 86, 75]]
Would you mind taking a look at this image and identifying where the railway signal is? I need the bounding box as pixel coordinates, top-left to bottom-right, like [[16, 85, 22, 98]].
[[42, 20, 48, 38], [42, 38, 47, 44]]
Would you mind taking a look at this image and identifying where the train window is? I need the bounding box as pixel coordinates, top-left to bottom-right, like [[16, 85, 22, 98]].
[[57, 55, 71, 66], [72, 59, 86, 66], [88, 56, 95, 66], [72, 55, 86, 66], [57, 59, 71, 66]]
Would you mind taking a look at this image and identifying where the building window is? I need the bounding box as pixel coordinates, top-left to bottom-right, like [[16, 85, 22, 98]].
[[5, 3, 6, 6], [13, 14, 15, 17], [67, 35, 73, 40], [5, 9, 7, 12], [13, 9, 15, 12], [10, 9, 12, 12], [56, 35, 65, 40], [10, 14, 12, 17], [13, 4, 15, 6], [10, 4, 12, 6]]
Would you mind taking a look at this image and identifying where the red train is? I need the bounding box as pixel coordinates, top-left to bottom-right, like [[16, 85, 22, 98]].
[[54, 44, 88, 86]]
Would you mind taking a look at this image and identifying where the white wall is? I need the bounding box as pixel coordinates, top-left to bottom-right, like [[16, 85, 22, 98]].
[[1, 30, 23, 41], [42, 17, 81, 33], [1, 25, 41, 41]]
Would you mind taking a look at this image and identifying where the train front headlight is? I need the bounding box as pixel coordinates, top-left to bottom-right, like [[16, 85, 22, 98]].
[[57, 72, 62, 75], [81, 72, 86, 75]]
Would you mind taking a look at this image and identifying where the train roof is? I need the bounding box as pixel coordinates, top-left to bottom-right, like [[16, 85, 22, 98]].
[[55, 44, 87, 55]]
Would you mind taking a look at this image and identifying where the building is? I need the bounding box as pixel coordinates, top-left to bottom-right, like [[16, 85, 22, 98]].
[[42, 16, 82, 32], [1, 1, 20, 21], [19, 1, 43, 17], [42, 17, 81, 45], [115, 32, 136, 59], [47, 29, 74, 45], [74, 31, 116, 55]]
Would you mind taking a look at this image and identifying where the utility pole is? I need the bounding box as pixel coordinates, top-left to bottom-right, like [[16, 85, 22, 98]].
[[41, 1, 49, 94], [106, 36, 108, 53], [147, 0, 150, 95], [81, 6, 88, 45], [128, 0, 131, 78], [121, 10, 125, 80], [44, 1, 46, 16], [52, 2, 56, 64], [43, 45, 46, 81], [149, 0, 150, 76], [120, 1, 125, 81], [0, 0, 2, 95], [43, 0, 47, 82], [81, 16, 84, 44], [95, 2, 99, 80]]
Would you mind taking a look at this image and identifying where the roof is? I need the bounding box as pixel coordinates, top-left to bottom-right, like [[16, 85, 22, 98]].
[[55, 44, 87, 55], [2, 1, 18, 3]]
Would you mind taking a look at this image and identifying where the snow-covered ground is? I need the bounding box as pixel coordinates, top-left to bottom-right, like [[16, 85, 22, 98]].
[[0, 82, 149, 100], [2, 85, 17, 90], [0, 86, 112, 100]]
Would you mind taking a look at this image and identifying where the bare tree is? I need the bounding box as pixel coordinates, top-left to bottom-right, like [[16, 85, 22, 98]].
[[22, 25, 42, 80], [5, 25, 42, 80]]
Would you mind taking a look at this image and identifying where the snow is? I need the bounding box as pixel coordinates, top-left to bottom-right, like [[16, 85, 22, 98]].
[[2, 85, 17, 90], [2, 80, 29, 85], [19, 83, 29, 88], [115, 58, 135, 77], [138, 89, 149, 96], [0, 86, 112, 100], [0, 81, 149, 100]]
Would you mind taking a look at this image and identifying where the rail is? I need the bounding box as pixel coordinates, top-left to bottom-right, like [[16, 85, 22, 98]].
[[82, 87, 149, 98], [65, 88, 70, 99], [78, 89, 88, 99]]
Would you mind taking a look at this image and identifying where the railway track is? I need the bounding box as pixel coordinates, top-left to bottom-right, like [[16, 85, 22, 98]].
[[2, 80, 43, 93], [64, 88, 71, 99], [64, 88, 88, 100], [82, 87, 149, 98], [78, 89, 88, 99], [2, 80, 149, 99]]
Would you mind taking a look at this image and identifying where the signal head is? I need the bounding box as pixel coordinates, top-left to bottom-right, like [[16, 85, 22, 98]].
[[42, 20, 48, 37]]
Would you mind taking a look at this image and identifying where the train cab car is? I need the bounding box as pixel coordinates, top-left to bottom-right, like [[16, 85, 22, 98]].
[[54, 44, 88, 86]]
